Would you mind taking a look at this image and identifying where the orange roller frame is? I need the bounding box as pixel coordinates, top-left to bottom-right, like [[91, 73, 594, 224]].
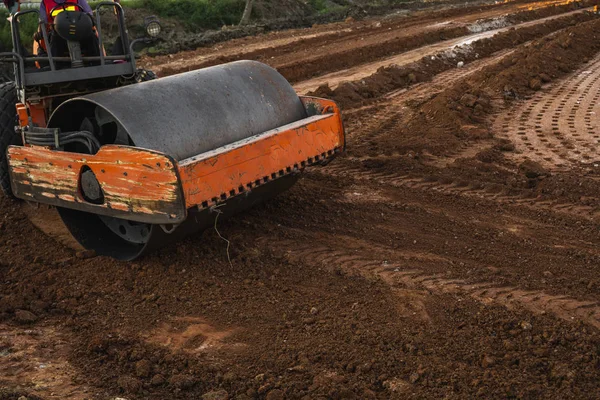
[[7, 97, 345, 223]]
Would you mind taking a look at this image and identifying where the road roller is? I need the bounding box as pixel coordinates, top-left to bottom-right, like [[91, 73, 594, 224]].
[[0, 3, 345, 260]]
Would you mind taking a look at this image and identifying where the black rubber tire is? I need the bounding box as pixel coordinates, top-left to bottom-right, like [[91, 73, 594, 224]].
[[0, 81, 19, 197]]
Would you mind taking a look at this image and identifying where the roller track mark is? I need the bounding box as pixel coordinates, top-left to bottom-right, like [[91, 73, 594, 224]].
[[275, 241, 600, 329], [322, 163, 600, 219], [496, 54, 600, 168]]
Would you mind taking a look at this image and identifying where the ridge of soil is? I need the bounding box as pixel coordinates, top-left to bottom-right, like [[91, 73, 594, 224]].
[[144, 0, 532, 55], [394, 16, 600, 157], [330, 16, 600, 215], [311, 11, 598, 109], [146, 0, 586, 78]]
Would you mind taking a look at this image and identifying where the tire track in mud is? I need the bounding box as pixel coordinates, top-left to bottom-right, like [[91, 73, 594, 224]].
[[322, 162, 600, 220], [496, 53, 600, 169], [272, 240, 600, 329]]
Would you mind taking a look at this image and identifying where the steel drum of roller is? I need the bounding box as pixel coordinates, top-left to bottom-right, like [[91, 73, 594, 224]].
[[47, 61, 307, 260]]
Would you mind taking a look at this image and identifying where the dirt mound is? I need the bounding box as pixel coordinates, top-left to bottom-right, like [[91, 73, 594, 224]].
[[339, 15, 600, 209], [155, 19, 470, 79], [311, 12, 597, 109], [406, 16, 600, 153], [507, 0, 592, 24]]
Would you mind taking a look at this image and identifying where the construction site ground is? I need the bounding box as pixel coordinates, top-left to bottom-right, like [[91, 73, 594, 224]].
[[2, 0, 600, 398]]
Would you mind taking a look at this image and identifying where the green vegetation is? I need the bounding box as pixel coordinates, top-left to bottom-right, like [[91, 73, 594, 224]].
[[308, 0, 329, 13], [0, 10, 12, 51], [89, 0, 146, 9], [0, 0, 401, 53], [0, 9, 38, 51], [142, 0, 246, 31], [0, 0, 144, 51]]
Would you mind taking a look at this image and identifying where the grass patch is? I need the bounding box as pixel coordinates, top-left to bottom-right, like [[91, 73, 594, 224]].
[[0, 0, 145, 52], [0, 9, 38, 51], [141, 0, 246, 31], [89, 0, 147, 9], [308, 0, 329, 13]]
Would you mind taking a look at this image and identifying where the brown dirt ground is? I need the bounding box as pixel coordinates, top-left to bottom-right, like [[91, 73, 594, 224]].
[[143, 0, 587, 81], [2, 1, 600, 400], [309, 10, 596, 109]]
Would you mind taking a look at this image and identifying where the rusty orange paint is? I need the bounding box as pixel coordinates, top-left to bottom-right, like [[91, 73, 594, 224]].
[[178, 98, 344, 209], [7, 145, 186, 224], [16, 103, 27, 127], [32, 40, 43, 69], [8, 96, 344, 224], [29, 103, 47, 127], [301, 96, 345, 149]]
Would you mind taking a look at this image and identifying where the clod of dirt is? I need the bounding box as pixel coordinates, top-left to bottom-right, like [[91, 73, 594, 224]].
[[169, 374, 196, 390], [265, 389, 285, 400], [0, 391, 44, 400], [201, 390, 229, 400], [14, 310, 38, 324], [521, 321, 533, 330], [150, 374, 165, 386], [519, 160, 549, 179], [117, 376, 142, 394], [503, 85, 517, 100], [28, 300, 48, 316], [409, 372, 420, 383], [75, 250, 96, 260], [476, 148, 504, 164], [460, 93, 478, 108], [383, 378, 411, 393], [539, 73, 552, 83], [135, 359, 152, 378], [481, 355, 496, 368], [559, 37, 572, 49], [494, 140, 516, 152], [529, 77, 542, 90], [461, 125, 491, 140]]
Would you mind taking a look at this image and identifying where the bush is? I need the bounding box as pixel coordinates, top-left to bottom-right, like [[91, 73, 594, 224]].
[[142, 0, 246, 31], [0, 9, 38, 51], [308, 0, 328, 13]]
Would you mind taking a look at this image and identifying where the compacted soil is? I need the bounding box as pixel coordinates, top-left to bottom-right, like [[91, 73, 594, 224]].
[[2, 0, 600, 399]]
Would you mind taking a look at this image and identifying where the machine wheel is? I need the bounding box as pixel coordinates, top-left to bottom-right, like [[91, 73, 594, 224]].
[[49, 61, 308, 260], [0, 81, 18, 197]]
